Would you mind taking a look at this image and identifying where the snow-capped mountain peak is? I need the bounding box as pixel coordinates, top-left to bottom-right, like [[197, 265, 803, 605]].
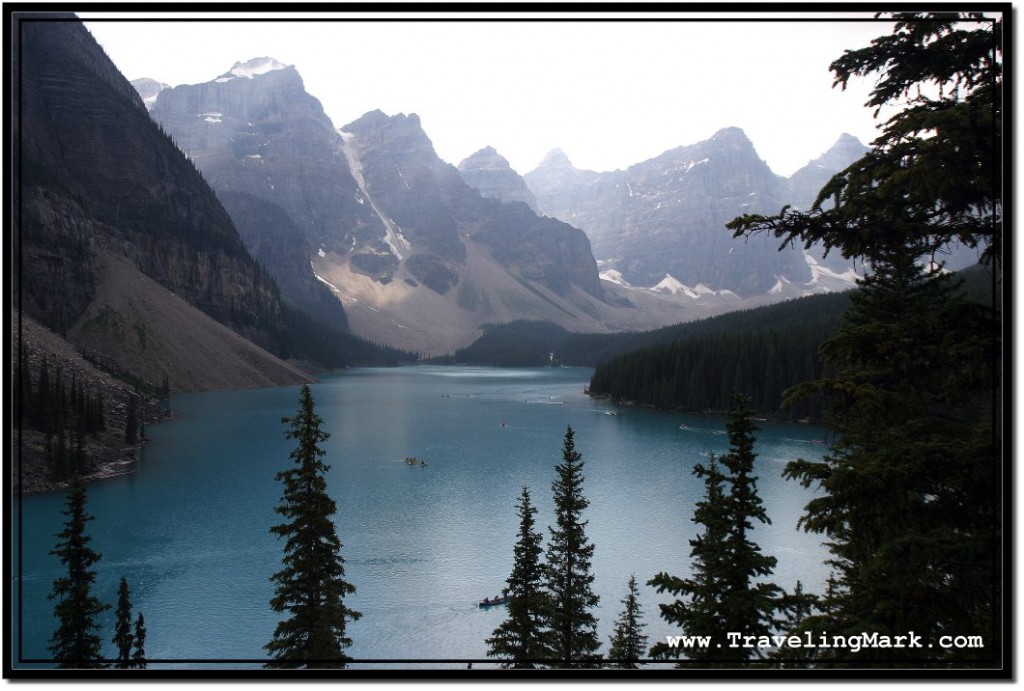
[[215, 57, 288, 82]]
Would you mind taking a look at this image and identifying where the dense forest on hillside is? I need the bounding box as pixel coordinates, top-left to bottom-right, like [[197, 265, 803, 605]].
[[586, 297, 847, 420], [439, 264, 994, 421], [586, 265, 994, 419], [440, 291, 852, 369]]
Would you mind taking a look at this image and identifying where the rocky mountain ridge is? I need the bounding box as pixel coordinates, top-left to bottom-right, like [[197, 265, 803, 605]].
[[520, 127, 867, 296], [143, 64, 704, 353]]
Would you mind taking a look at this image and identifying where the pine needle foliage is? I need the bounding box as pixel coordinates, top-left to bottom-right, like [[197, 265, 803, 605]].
[[265, 385, 360, 669]]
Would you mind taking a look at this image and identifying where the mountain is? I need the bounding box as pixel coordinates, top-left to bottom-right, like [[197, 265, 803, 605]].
[[786, 132, 871, 210], [14, 15, 311, 392], [144, 64, 717, 353], [525, 128, 866, 297], [129, 77, 169, 107], [457, 146, 539, 211]]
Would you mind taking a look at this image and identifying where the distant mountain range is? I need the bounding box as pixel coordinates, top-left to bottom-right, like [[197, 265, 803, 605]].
[[517, 127, 866, 295], [135, 57, 875, 353]]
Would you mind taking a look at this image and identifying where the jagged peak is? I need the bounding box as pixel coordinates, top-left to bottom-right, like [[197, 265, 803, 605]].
[[214, 57, 289, 82], [537, 148, 574, 169], [710, 126, 753, 146], [458, 146, 512, 171]]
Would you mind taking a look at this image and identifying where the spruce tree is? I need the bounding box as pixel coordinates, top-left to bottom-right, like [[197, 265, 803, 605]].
[[728, 13, 1002, 664], [650, 395, 780, 665], [265, 385, 360, 669], [48, 475, 110, 668], [112, 577, 134, 669], [649, 453, 731, 664], [131, 613, 147, 669], [718, 394, 781, 646], [607, 574, 648, 668], [542, 426, 601, 667], [487, 487, 549, 668]]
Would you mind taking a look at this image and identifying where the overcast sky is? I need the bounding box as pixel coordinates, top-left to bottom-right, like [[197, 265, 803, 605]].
[[80, 11, 893, 177]]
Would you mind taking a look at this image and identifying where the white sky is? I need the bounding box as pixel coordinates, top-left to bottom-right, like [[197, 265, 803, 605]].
[[79, 11, 892, 177]]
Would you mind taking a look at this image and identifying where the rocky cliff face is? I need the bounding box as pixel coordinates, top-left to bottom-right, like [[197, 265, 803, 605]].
[[143, 63, 611, 351], [457, 146, 539, 212], [340, 110, 603, 299], [525, 128, 864, 297], [14, 15, 306, 391]]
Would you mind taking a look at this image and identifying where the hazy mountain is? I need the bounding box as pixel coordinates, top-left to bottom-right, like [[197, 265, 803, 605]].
[[14, 16, 310, 392], [457, 146, 539, 211], [144, 64, 704, 353], [130, 77, 170, 107], [525, 128, 866, 297]]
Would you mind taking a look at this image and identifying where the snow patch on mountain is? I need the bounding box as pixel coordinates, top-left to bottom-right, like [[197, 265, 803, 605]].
[[804, 253, 859, 286], [216, 57, 288, 82], [599, 269, 630, 286]]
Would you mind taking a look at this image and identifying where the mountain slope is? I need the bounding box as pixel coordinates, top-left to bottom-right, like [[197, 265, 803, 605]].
[[144, 63, 684, 353], [14, 15, 311, 391], [525, 128, 866, 297]]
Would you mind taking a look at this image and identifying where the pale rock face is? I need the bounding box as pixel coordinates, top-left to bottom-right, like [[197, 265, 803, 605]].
[[526, 128, 868, 298], [457, 146, 539, 212]]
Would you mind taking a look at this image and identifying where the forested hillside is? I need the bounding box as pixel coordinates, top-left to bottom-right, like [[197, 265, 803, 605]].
[[585, 295, 848, 420], [586, 264, 994, 419]]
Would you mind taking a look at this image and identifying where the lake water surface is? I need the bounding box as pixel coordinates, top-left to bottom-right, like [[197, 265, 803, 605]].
[[13, 366, 831, 670]]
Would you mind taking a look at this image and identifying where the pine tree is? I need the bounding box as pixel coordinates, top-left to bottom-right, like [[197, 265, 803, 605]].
[[487, 486, 549, 668], [650, 395, 781, 665], [542, 426, 601, 667], [132, 613, 147, 669], [649, 453, 731, 664], [728, 13, 1002, 664], [718, 394, 782, 646], [112, 577, 134, 669], [607, 574, 648, 669], [265, 385, 360, 668], [48, 475, 110, 668]]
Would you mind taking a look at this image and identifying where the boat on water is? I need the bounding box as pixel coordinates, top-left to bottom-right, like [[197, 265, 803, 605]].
[[404, 456, 427, 466], [479, 593, 510, 608]]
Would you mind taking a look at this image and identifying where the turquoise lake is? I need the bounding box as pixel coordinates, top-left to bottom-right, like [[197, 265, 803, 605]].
[[12, 365, 831, 670]]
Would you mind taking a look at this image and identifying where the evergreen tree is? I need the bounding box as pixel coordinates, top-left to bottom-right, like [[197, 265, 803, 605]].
[[132, 613, 147, 669], [487, 487, 549, 668], [728, 13, 1002, 664], [649, 453, 731, 664], [542, 426, 601, 667], [131, 618, 147, 671], [112, 577, 134, 669], [265, 385, 360, 669], [48, 475, 110, 668], [718, 394, 782, 646], [607, 574, 649, 669], [650, 395, 781, 665]]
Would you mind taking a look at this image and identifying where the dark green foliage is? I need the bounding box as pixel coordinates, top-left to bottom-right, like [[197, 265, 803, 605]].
[[132, 613, 147, 669], [443, 291, 851, 371], [729, 13, 1001, 665], [727, 13, 1001, 267], [277, 303, 418, 368], [112, 577, 134, 669], [48, 476, 110, 668], [772, 580, 821, 663], [649, 454, 730, 664], [607, 575, 649, 668], [781, 255, 999, 663], [650, 396, 781, 665], [266, 385, 360, 668], [487, 487, 550, 668], [542, 427, 601, 667]]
